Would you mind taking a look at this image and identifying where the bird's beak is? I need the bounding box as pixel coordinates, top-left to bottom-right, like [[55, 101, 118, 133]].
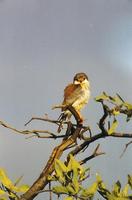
[[74, 80, 80, 85]]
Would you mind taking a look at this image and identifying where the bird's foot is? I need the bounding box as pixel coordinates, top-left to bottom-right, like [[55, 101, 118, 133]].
[[77, 111, 84, 124]]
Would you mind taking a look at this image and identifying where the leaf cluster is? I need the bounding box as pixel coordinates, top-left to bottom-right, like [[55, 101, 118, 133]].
[[48, 156, 132, 200], [95, 93, 132, 136], [49, 155, 98, 199], [95, 92, 132, 122], [98, 174, 132, 200], [0, 168, 29, 200]]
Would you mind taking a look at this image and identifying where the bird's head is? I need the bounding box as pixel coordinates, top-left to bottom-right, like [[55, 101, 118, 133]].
[[73, 72, 89, 86]]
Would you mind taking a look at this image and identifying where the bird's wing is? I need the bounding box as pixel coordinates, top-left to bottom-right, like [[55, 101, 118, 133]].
[[63, 83, 81, 106]]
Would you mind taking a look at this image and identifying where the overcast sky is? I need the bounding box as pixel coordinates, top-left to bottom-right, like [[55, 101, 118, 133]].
[[0, 0, 132, 199]]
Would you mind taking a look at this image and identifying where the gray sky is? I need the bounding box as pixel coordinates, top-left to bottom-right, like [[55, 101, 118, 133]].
[[0, 0, 132, 199]]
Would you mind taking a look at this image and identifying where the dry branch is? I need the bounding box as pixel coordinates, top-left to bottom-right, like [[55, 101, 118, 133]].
[[120, 140, 132, 158], [79, 144, 105, 165], [19, 106, 83, 200], [0, 120, 65, 139]]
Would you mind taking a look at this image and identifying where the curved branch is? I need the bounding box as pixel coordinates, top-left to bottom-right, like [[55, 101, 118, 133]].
[[19, 106, 83, 200]]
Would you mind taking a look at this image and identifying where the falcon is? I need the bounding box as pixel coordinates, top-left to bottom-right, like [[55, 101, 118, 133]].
[[60, 72, 90, 123]]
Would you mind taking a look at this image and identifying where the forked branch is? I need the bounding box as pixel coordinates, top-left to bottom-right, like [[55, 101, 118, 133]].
[[19, 106, 83, 200]]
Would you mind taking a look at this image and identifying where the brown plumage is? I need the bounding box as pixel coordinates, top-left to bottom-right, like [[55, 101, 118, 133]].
[[62, 84, 78, 111], [60, 72, 90, 122]]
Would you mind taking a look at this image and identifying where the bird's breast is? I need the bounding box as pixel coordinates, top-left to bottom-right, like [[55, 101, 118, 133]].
[[71, 85, 90, 110], [63, 83, 90, 108]]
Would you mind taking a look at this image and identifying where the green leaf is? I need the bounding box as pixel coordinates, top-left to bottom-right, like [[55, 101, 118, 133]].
[[70, 157, 80, 193], [47, 174, 57, 181], [55, 159, 67, 174], [97, 174, 112, 199], [81, 182, 98, 198], [108, 119, 118, 135], [17, 184, 29, 193], [67, 155, 84, 178], [123, 102, 132, 110], [67, 155, 86, 193], [52, 185, 68, 194], [0, 168, 16, 190], [96, 173, 102, 184], [120, 184, 129, 197], [0, 168, 29, 195], [95, 92, 109, 102], [53, 184, 76, 195], [8, 192, 17, 199], [128, 175, 132, 189], [55, 159, 67, 184], [72, 174, 80, 193], [64, 197, 73, 200], [122, 102, 132, 121], [96, 173, 107, 190], [112, 108, 120, 116], [98, 176, 131, 200], [0, 189, 5, 195], [66, 184, 76, 195], [112, 181, 121, 196], [14, 175, 23, 186], [79, 167, 90, 181]]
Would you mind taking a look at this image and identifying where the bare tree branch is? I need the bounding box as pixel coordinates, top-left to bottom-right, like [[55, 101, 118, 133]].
[[19, 106, 83, 200], [79, 144, 105, 165], [25, 116, 87, 129], [120, 140, 132, 158], [24, 117, 60, 127], [0, 120, 65, 139]]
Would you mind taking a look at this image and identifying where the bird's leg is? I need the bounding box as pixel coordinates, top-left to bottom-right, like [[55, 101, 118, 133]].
[[76, 110, 84, 124]]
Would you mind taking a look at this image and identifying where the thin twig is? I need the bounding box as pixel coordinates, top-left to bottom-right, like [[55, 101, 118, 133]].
[[25, 117, 60, 126], [110, 132, 132, 138], [120, 140, 132, 158], [49, 182, 52, 200], [0, 120, 65, 139], [25, 116, 87, 129], [26, 133, 65, 140], [79, 144, 105, 165]]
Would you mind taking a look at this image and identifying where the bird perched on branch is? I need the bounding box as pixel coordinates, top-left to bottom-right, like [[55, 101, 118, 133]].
[[59, 72, 90, 125]]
